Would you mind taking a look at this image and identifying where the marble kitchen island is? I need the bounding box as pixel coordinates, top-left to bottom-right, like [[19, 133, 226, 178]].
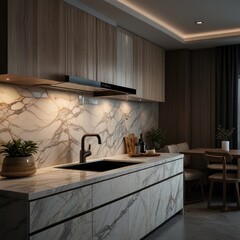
[[0, 153, 183, 240]]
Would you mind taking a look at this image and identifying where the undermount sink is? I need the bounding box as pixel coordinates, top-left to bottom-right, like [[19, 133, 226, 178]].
[[56, 160, 142, 172]]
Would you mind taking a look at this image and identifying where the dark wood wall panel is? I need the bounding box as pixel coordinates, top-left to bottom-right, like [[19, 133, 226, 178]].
[[159, 49, 190, 145], [159, 48, 216, 151], [190, 49, 216, 148], [0, 0, 8, 74]]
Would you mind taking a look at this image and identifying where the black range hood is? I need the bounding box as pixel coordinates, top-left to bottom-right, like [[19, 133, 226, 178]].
[[62, 75, 136, 96], [0, 74, 136, 97]]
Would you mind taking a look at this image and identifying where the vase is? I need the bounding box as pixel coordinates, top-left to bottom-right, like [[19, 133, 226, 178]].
[[0, 155, 37, 178], [221, 141, 229, 151]]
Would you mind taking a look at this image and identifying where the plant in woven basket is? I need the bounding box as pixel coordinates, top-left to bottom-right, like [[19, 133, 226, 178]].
[[216, 125, 235, 141], [0, 139, 38, 157]]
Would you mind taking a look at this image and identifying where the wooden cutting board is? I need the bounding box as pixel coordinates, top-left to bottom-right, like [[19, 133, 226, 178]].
[[124, 133, 138, 154]]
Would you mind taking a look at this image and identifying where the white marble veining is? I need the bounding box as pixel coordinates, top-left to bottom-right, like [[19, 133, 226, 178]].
[[29, 155, 183, 237], [92, 158, 183, 240], [0, 154, 184, 240], [0, 79, 184, 240], [93, 197, 130, 240], [150, 174, 183, 229], [0, 153, 183, 200], [129, 188, 152, 240], [128, 157, 183, 193], [0, 83, 158, 168], [30, 212, 92, 240], [92, 171, 130, 208], [91, 174, 183, 240], [128, 175, 183, 240], [30, 185, 92, 233]]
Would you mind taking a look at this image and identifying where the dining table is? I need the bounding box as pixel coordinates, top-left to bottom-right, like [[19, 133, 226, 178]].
[[179, 148, 240, 177]]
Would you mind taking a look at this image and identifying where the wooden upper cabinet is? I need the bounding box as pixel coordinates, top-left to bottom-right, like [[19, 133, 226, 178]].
[[133, 35, 165, 102], [156, 45, 165, 102], [133, 35, 144, 98], [7, 0, 66, 81], [96, 19, 117, 84], [3, 0, 117, 83], [66, 4, 96, 80], [116, 28, 134, 88], [6, 0, 36, 76], [1, 0, 165, 101], [143, 39, 165, 102]]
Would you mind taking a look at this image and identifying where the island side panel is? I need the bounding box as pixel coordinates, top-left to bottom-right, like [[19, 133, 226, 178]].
[[0, 195, 28, 240]]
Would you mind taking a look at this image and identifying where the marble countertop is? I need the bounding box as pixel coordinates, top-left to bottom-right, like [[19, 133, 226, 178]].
[[0, 153, 183, 200]]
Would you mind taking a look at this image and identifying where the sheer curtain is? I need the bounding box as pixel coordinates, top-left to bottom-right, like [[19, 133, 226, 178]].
[[215, 45, 240, 149]]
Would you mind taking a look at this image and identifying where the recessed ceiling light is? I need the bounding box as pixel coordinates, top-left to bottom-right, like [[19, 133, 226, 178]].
[[195, 21, 203, 25]]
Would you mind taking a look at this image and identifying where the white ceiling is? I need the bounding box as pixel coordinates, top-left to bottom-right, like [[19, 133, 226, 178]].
[[65, 0, 240, 50]]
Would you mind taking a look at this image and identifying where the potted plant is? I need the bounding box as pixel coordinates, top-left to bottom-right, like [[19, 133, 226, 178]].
[[0, 139, 38, 178], [216, 125, 235, 151], [145, 128, 166, 151]]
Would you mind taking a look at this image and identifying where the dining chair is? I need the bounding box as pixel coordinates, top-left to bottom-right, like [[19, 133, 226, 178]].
[[164, 143, 204, 204], [204, 150, 240, 211], [176, 143, 205, 203], [164, 144, 178, 154], [206, 153, 237, 171]]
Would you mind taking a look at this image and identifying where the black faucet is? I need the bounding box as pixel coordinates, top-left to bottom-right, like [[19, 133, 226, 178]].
[[80, 134, 102, 163]]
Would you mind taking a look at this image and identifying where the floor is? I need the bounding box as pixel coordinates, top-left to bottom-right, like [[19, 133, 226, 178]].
[[143, 199, 240, 240]]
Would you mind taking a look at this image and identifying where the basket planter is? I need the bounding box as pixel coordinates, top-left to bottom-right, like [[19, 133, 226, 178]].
[[0, 155, 36, 178]]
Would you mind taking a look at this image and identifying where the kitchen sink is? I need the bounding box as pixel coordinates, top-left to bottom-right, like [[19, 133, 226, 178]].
[[56, 160, 142, 172]]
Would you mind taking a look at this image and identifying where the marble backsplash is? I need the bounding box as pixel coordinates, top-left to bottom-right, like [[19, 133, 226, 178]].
[[0, 84, 158, 168]]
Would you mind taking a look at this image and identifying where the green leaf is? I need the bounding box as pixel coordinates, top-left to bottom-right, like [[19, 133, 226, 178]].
[[0, 139, 38, 157], [145, 128, 166, 149], [216, 125, 235, 141]]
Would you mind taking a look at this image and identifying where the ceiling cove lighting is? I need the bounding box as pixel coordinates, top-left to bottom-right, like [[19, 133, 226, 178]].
[[105, 0, 240, 42], [104, 0, 183, 42]]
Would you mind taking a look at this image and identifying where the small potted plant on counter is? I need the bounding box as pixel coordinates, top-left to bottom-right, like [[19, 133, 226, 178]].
[[145, 127, 166, 152], [0, 139, 38, 178], [216, 125, 235, 151]]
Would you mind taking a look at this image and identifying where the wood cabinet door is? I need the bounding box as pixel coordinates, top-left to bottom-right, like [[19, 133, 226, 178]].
[[96, 19, 117, 84], [117, 29, 134, 88], [66, 4, 96, 80], [156, 45, 165, 102], [143, 40, 165, 102], [142, 39, 152, 100], [8, 0, 66, 81], [133, 35, 144, 98], [133, 35, 165, 102]]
